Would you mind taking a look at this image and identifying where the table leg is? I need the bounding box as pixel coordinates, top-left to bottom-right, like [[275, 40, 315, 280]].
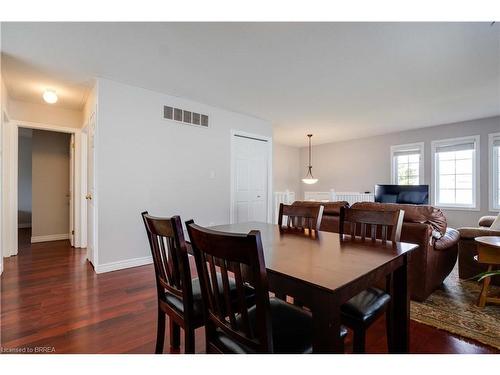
[[311, 292, 343, 353], [478, 265, 492, 308], [391, 254, 409, 353]]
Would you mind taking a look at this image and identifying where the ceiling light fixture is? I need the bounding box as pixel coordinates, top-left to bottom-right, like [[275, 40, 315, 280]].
[[42, 89, 58, 104], [302, 134, 318, 184]]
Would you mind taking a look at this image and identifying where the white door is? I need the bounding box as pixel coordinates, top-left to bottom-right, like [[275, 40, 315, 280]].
[[69, 133, 75, 246], [233, 134, 269, 223], [86, 113, 96, 266]]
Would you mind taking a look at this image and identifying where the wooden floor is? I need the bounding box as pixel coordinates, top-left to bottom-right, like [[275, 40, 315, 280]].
[[0, 228, 497, 354]]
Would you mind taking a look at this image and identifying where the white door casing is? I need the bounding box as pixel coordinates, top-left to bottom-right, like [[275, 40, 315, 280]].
[[2, 120, 83, 257], [230, 131, 272, 224], [69, 133, 75, 246], [86, 112, 96, 266]]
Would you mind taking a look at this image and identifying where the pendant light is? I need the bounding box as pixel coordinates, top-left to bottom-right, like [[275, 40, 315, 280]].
[[302, 134, 318, 184]]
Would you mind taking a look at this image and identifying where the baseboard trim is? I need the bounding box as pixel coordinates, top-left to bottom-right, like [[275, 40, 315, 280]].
[[18, 223, 32, 229], [95, 256, 153, 274], [31, 233, 70, 243]]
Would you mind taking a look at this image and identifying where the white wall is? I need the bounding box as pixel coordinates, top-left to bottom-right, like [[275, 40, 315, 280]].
[[83, 81, 97, 127], [95, 78, 272, 267], [18, 132, 32, 227], [0, 71, 6, 273], [273, 142, 301, 195], [299, 116, 500, 228], [31, 130, 71, 239], [8, 99, 82, 129]]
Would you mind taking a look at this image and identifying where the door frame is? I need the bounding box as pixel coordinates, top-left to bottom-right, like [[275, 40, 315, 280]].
[[81, 119, 98, 267], [229, 129, 273, 224], [2, 119, 85, 258]]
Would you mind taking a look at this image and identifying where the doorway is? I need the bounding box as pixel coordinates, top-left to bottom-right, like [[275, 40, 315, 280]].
[[17, 128, 73, 248], [2, 121, 85, 260], [230, 130, 273, 224]]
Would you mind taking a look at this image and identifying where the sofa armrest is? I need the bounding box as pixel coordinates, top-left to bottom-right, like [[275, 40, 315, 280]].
[[458, 227, 500, 239], [478, 216, 497, 227], [434, 228, 460, 251]]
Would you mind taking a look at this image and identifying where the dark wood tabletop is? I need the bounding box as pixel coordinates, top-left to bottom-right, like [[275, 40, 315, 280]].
[[209, 222, 419, 353], [211, 222, 417, 293]]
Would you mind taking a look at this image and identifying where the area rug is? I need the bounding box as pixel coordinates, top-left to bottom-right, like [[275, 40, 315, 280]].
[[410, 267, 500, 349]]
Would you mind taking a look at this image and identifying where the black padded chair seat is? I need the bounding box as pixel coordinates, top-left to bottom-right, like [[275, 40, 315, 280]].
[[165, 275, 255, 319], [341, 287, 390, 324], [214, 298, 348, 353]]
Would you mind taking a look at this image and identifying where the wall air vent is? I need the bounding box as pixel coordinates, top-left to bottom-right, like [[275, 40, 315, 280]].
[[163, 105, 209, 128]]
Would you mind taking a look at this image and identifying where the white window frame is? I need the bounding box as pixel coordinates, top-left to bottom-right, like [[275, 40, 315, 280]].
[[489, 132, 500, 212], [390, 142, 424, 185], [431, 135, 480, 211]]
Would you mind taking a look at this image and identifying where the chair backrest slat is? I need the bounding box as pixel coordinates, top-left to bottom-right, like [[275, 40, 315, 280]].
[[141, 212, 193, 313], [219, 259, 237, 329], [207, 254, 223, 318], [186, 220, 273, 353], [157, 236, 174, 286], [232, 262, 252, 337], [339, 207, 404, 243], [278, 203, 324, 232]]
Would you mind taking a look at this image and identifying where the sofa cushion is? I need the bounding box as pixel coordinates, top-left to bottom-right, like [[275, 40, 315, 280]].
[[351, 202, 447, 236], [292, 201, 349, 216], [478, 215, 497, 228], [490, 214, 500, 230]]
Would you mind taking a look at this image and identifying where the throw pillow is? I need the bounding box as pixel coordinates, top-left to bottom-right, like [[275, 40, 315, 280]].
[[490, 213, 500, 230]]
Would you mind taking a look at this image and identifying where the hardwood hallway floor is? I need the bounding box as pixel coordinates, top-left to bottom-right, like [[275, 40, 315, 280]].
[[0, 228, 497, 354]]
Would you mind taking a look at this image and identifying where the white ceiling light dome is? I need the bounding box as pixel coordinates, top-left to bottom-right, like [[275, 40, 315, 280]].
[[42, 89, 58, 104]]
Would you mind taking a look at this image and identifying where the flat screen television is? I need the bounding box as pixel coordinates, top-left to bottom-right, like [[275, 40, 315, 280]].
[[374, 184, 429, 205]]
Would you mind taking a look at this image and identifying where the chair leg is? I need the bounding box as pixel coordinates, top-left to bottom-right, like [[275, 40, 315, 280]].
[[155, 309, 166, 354], [169, 319, 180, 350], [184, 327, 195, 354], [478, 265, 492, 308], [385, 308, 394, 353], [352, 326, 366, 354]]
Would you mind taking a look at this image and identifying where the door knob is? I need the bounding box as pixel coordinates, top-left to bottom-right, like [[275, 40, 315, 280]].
[[257, 195, 261, 198], [85, 194, 92, 200]]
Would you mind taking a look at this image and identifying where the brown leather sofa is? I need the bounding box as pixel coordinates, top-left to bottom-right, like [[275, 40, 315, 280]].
[[458, 216, 500, 286], [292, 201, 460, 302]]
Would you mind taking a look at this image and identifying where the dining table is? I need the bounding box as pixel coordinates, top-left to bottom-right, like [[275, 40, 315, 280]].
[[207, 221, 419, 354]]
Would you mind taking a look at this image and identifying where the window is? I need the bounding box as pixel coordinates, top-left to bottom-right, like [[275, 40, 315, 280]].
[[432, 136, 480, 210], [490, 133, 500, 211], [391, 143, 424, 185]]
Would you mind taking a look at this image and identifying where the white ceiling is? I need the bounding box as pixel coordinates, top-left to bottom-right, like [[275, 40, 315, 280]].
[[1, 22, 499, 146]]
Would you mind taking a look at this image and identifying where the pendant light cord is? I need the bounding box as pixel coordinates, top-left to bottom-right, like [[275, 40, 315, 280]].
[[308, 134, 312, 167]]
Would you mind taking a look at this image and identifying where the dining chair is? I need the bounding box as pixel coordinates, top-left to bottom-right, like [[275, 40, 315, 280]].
[[186, 220, 348, 353], [141, 212, 202, 353], [338, 207, 405, 353], [277, 203, 324, 232]]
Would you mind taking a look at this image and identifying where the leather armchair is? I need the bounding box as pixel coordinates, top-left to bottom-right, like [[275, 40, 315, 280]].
[[458, 216, 500, 286]]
